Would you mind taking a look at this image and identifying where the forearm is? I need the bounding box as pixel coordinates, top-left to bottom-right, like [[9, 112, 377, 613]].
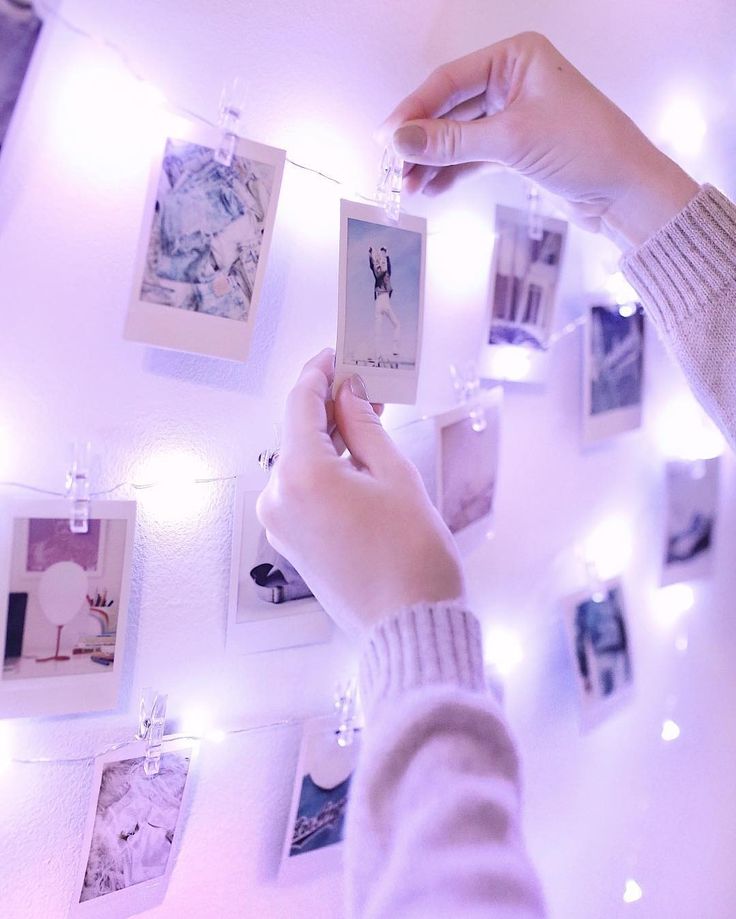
[[346, 603, 546, 918], [621, 184, 736, 450]]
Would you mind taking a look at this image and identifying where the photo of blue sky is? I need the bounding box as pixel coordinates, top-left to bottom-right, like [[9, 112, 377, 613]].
[[344, 218, 422, 366]]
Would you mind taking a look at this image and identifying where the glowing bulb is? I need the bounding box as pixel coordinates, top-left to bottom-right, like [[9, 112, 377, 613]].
[[583, 517, 632, 581], [489, 346, 532, 382], [653, 584, 695, 627], [675, 634, 689, 653], [180, 706, 214, 738], [484, 626, 524, 677], [661, 719, 681, 742], [430, 211, 493, 300], [656, 397, 725, 460], [206, 728, 226, 744], [618, 302, 638, 318], [606, 271, 639, 308], [623, 879, 643, 904], [658, 95, 707, 158], [134, 448, 212, 522]]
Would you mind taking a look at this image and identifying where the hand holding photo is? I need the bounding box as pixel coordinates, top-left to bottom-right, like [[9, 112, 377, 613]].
[[334, 200, 426, 404], [564, 579, 633, 729], [126, 123, 285, 361], [280, 718, 360, 882], [583, 302, 645, 444], [662, 458, 719, 586], [0, 500, 135, 718], [71, 739, 194, 918]]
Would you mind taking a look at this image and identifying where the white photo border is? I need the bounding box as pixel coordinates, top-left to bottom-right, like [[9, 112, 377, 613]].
[[69, 737, 196, 919], [334, 199, 426, 405], [0, 499, 136, 719], [125, 124, 285, 362], [226, 484, 332, 654], [582, 300, 644, 446], [279, 716, 360, 885], [434, 387, 503, 552], [563, 577, 635, 731], [479, 203, 568, 385]]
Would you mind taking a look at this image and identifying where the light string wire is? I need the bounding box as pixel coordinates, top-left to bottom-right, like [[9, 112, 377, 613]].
[[7, 716, 305, 765]]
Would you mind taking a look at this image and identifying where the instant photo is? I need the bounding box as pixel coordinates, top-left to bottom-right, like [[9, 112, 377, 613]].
[[479, 205, 567, 384], [71, 739, 194, 918], [583, 302, 645, 444], [126, 123, 285, 361], [280, 718, 360, 883], [564, 579, 633, 729], [0, 0, 42, 152], [0, 500, 135, 718], [227, 487, 332, 654], [662, 457, 719, 586], [435, 388, 502, 546], [334, 199, 426, 404]]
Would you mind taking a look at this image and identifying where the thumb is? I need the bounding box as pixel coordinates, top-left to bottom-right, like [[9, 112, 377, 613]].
[[334, 375, 400, 475], [392, 116, 512, 167]]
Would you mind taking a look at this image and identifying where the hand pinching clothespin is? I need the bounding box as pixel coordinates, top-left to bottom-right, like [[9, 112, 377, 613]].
[[526, 180, 544, 241], [137, 687, 168, 777], [449, 363, 487, 432], [214, 77, 247, 167], [66, 441, 91, 534], [377, 146, 403, 221], [334, 679, 357, 748]]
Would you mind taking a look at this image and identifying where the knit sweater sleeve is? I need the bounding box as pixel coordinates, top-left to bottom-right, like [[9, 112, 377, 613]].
[[345, 602, 546, 919], [621, 184, 736, 450]]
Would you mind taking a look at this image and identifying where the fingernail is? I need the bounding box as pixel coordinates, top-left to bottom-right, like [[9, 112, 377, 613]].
[[349, 373, 368, 401], [393, 124, 427, 156]]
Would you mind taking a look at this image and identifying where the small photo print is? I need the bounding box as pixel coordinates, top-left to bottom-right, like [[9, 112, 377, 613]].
[[0, 0, 42, 151], [281, 719, 360, 881], [0, 500, 136, 719], [435, 388, 502, 539], [565, 580, 633, 728], [126, 124, 285, 361], [662, 457, 719, 586], [335, 199, 426, 404], [227, 487, 332, 654], [72, 740, 193, 917], [488, 205, 567, 351], [583, 302, 645, 444]]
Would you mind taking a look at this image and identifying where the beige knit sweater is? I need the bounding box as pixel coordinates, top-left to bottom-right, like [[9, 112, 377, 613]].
[[345, 185, 736, 918]]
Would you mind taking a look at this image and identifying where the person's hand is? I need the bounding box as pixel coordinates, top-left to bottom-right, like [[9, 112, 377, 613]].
[[256, 349, 464, 634], [379, 32, 698, 249]]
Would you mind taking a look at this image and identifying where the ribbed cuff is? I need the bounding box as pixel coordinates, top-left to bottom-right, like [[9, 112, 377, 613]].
[[621, 184, 736, 333], [359, 602, 486, 718]]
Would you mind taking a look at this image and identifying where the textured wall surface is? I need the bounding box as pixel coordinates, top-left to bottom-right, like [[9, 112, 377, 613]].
[[1, 1, 735, 917]]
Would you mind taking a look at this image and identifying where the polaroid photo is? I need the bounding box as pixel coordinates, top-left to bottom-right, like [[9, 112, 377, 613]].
[[280, 717, 360, 883], [661, 457, 720, 586], [227, 487, 332, 654], [0, 0, 42, 152], [583, 302, 645, 445], [479, 204, 567, 385], [0, 499, 136, 718], [564, 579, 634, 730], [435, 388, 502, 547], [334, 199, 426, 405], [125, 123, 285, 361], [70, 738, 195, 919]]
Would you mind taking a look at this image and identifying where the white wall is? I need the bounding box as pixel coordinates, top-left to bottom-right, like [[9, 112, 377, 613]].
[[0, 1, 734, 917]]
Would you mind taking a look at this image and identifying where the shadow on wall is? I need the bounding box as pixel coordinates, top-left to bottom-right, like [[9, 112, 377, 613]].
[[142, 238, 290, 395]]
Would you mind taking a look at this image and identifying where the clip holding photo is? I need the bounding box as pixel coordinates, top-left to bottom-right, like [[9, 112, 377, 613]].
[[66, 441, 91, 534], [376, 146, 404, 221], [214, 77, 247, 167]]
